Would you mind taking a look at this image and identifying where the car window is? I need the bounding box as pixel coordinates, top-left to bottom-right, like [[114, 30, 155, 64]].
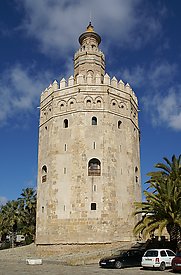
[[160, 250, 167, 257], [112, 250, 126, 256], [145, 250, 158, 257], [128, 251, 135, 256], [166, 250, 175, 256]]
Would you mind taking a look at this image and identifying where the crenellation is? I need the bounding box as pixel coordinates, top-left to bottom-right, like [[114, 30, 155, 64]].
[[48, 83, 53, 93], [76, 73, 84, 84], [118, 79, 125, 90], [60, 78, 67, 89], [111, 76, 118, 88], [104, 73, 110, 85], [53, 80, 59, 91], [68, 75, 74, 86]]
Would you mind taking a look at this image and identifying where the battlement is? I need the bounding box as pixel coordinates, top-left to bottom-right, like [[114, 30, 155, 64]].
[[74, 46, 105, 59], [41, 73, 138, 104]]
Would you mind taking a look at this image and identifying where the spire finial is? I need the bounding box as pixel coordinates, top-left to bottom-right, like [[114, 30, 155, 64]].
[[86, 21, 94, 32]]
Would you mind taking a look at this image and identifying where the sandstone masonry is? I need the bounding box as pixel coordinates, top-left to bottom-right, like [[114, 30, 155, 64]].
[[36, 23, 141, 245]]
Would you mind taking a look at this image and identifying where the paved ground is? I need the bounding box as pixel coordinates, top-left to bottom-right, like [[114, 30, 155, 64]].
[[0, 244, 175, 275], [0, 261, 175, 275]]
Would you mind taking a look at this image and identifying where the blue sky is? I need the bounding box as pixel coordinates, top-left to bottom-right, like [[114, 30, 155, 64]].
[[0, 0, 181, 204]]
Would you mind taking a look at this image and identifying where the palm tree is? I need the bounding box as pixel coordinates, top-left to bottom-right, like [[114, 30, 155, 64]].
[[147, 154, 181, 183], [18, 188, 37, 241], [134, 155, 181, 248], [0, 200, 20, 247]]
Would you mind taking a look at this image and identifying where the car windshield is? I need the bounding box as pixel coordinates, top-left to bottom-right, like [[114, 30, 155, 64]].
[[112, 250, 127, 256], [176, 251, 181, 257], [144, 250, 158, 257]]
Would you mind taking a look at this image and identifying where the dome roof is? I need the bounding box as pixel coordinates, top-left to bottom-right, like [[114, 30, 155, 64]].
[[79, 22, 101, 45]]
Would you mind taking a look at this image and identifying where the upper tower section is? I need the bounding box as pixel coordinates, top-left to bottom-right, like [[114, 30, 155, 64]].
[[74, 22, 105, 83]]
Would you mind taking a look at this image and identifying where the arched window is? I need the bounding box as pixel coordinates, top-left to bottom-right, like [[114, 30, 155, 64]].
[[42, 165, 47, 183], [86, 99, 91, 108], [92, 116, 97, 125], [60, 103, 65, 111], [97, 100, 101, 108], [70, 101, 74, 109], [88, 158, 101, 176], [63, 119, 68, 128]]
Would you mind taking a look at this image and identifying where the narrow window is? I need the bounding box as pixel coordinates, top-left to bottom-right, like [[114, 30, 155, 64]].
[[42, 165, 47, 183], [135, 166, 139, 183], [64, 144, 67, 151], [118, 120, 122, 129], [92, 116, 97, 125], [64, 168, 67, 174], [93, 185, 97, 192], [63, 119, 68, 128], [88, 158, 101, 176], [70, 101, 74, 109], [42, 206, 44, 213], [93, 142, 96, 149], [91, 203, 96, 210]]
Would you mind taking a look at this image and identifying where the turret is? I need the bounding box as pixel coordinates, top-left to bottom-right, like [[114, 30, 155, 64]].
[[74, 22, 105, 83]]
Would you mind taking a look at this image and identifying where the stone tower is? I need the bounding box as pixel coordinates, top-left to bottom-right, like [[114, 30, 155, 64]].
[[36, 23, 141, 245]]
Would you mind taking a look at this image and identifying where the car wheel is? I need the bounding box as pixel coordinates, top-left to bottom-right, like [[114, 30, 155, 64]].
[[159, 262, 166, 271], [115, 261, 123, 269]]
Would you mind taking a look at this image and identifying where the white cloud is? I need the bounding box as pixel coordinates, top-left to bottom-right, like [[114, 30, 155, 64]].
[[0, 64, 52, 127], [116, 60, 181, 131], [0, 196, 8, 206], [148, 62, 177, 89], [15, 0, 165, 56], [142, 88, 181, 131]]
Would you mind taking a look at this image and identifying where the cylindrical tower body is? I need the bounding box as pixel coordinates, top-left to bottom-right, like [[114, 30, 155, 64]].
[[36, 23, 141, 245]]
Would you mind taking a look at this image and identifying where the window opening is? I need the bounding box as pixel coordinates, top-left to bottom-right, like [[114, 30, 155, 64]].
[[97, 100, 101, 107], [93, 142, 96, 149], [64, 168, 67, 174], [64, 144, 67, 151], [92, 116, 97, 125], [118, 121, 122, 129], [91, 203, 96, 210], [63, 119, 68, 128], [88, 158, 101, 176], [86, 99, 91, 108], [42, 165, 47, 183]]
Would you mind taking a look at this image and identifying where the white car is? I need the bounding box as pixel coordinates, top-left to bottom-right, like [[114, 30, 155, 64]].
[[141, 248, 176, 271]]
